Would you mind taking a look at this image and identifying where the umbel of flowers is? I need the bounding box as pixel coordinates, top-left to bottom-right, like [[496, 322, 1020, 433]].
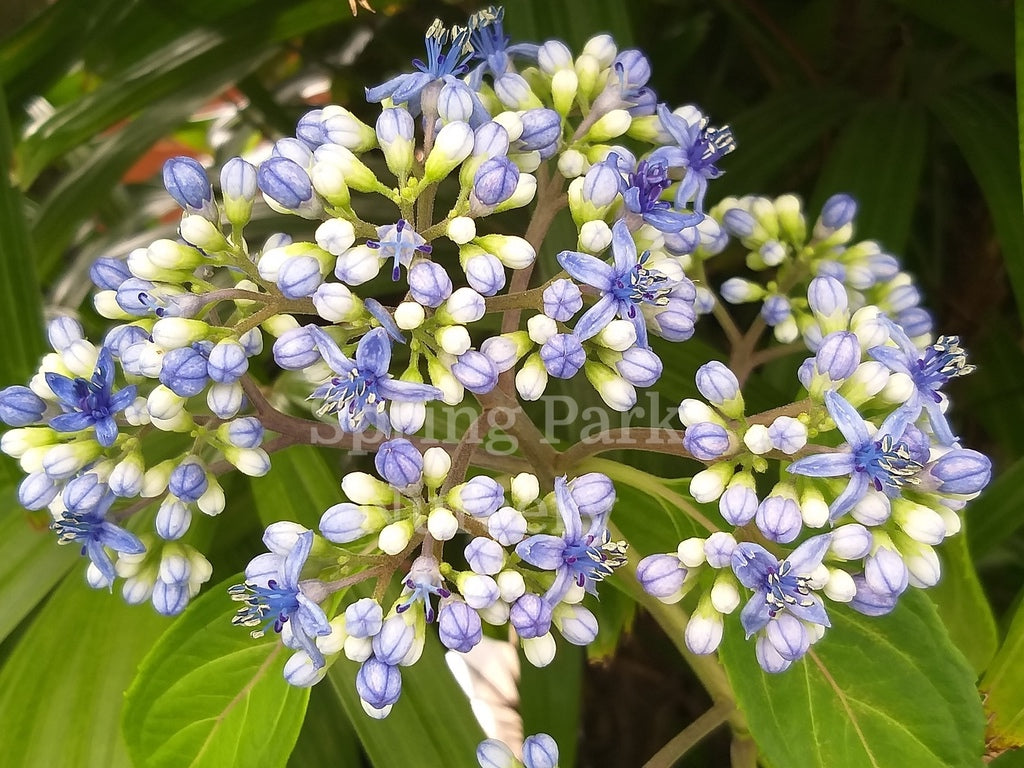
[[0, 4, 990, 760]]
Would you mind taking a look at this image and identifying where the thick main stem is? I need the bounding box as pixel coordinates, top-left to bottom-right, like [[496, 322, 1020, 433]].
[[641, 702, 732, 768]]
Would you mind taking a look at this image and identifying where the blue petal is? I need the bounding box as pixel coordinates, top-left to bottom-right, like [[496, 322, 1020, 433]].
[[573, 294, 618, 342], [97, 520, 146, 555], [628, 309, 649, 349], [515, 534, 567, 570], [377, 379, 442, 403], [553, 476, 582, 540], [391, 72, 434, 104], [656, 104, 691, 149], [643, 208, 691, 233], [296, 594, 332, 637], [787, 451, 856, 478], [356, 328, 392, 378], [289, 620, 325, 670], [94, 415, 119, 447], [824, 390, 869, 447], [882, 315, 920, 360], [50, 411, 94, 433], [829, 472, 869, 521], [283, 530, 313, 589], [923, 400, 957, 446], [308, 327, 354, 375], [556, 250, 614, 291], [45, 372, 80, 405], [85, 539, 116, 584], [365, 73, 413, 104], [739, 592, 771, 637], [878, 404, 913, 442], [788, 594, 830, 627], [109, 384, 137, 412], [785, 533, 832, 574], [364, 298, 405, 343], [610, 219, 638, 275], [731, 543, 776, 589], [94, 347, 115, 391], [867, 344, 913, 376]]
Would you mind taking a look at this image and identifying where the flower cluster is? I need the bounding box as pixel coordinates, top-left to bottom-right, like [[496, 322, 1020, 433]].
[[231, 439, 624, 715], [0, 6, 994, 763], [638, 270, 990, 670]]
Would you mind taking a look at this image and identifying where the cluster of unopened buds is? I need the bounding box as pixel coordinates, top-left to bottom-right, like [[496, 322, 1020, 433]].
[[0, 5, 990, 759]]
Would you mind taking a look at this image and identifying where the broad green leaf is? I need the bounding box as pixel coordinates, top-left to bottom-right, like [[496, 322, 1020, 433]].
[[931, 87, 1024, 325], [251, 444, 485, 767], [929, 522, 998, 673], [0, 81, 45, 383], [510, 0, 634, 49], [720, 591, 985, 768], [980, 586, 1024, 753], [520, 643, 583, 768], [811, 102, 928, 252], [0, 570, 171, 767], [0, 502, 78, 645], [287, 681, 362, 768], [123, 575, 309, 768]]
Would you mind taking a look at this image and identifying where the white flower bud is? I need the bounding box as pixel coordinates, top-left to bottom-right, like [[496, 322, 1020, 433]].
[[511, 473, 540, 507], [522, 633, 557, 668], [198, 480, 226, 516], [61, 340, 99, 378], [312, 283, 360, 322], [579, 219, 612, 252], [443, 288, 486, 324], [892, 500, 946, 545], [823, 568, 856, 602], [151, 318, 208, 349], [437, 325, 472, 356], [344, 635, 373, 663], [677, 398, 717, 426], [424, 121, 475, 181], [689, 463, 734, 503], [586, 109, 631, 142], [180, 215, 229, 252], [474, 235, 535, 269], [800, 488, 831, 529], [394, 301, 426, 330], [595, 319, 637, 351], [742, 424, 772, 454], [496, 570, 526, 603], [315, 218, 356, 256], [427, 508, 458, 541], [677, 537, 707, 568], [147, 385, 186, 421], [447, 216, 477, 245], [341, 472, 394, 505], [710, 578, 741, 614], [422, 447, 452, 488], [492, 111, 524, 141], [478, 600, 511, 626], [378, 519, 414, 555], [879, 371, 915, 404], [515, 354, 548, 401], [222, 446, 271, 476], [557, 148, 587, 178], [334, 244, 382, 286], [527, 314, 558, 344]]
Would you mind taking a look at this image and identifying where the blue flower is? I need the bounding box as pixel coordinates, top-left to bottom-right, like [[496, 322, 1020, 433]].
[[557, 219, 678, 347], [395, 555, 450, 623], [52, 474, 146, 585], [615, 154, 703, 233], [365, 20, 474, 114], [515, 476, 626, 604], [367, 220, 432, 281], [787, 390, 920, 521], [466, 6, 540, 85], [650, 104, 735, 214], [868, 320, 974, 445], [229, 530, 332, 669], [731, 534, 832, 637], [45, 347, 136, 447], [308, 327, 442, 434]]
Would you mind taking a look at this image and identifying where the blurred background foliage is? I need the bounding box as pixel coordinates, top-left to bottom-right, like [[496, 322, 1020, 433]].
[[0, 0, 1021, 766]]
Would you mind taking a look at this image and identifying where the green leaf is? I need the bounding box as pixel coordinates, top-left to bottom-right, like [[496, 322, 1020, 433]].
[[929, 522, 998, 673], [0, 502, 78, 645], [519, 643, 583, 768], [719, 591, 985, 768], [931, 86, 1024, 324], [510, 0, 634, 49], [0, 571, 171, 767], [123, 575, 310, 768], [0, 81, 45, 383], [287, 681, 362, 768], [887, 0, 1013, 69], [811, 102, 928, 252], [251, 444, 485, 767], [981, 586, 1024, 752]]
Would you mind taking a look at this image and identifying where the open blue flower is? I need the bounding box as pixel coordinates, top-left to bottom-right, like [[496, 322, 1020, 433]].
[[466, 6, 540, 85], [515, 475, 626, 604], [45, 347, 136, 447], [868, 320, 974, 445], [614, 153, 703, 233], [731, 534, 832, 637], [52, 473, 145, 585], [366, 20, 474, 114], [366, 220, 433, 281], [557, 219, 678, 347], [230, 530, 332, 669], [309, 327, 442, 434], [395, 555, 451, 623], [650, 104, 735, 214], [787, 390, 919, 521]]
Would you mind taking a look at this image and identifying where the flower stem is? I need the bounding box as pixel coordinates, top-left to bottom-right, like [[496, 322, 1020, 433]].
[[641, 702, 732, 768]]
